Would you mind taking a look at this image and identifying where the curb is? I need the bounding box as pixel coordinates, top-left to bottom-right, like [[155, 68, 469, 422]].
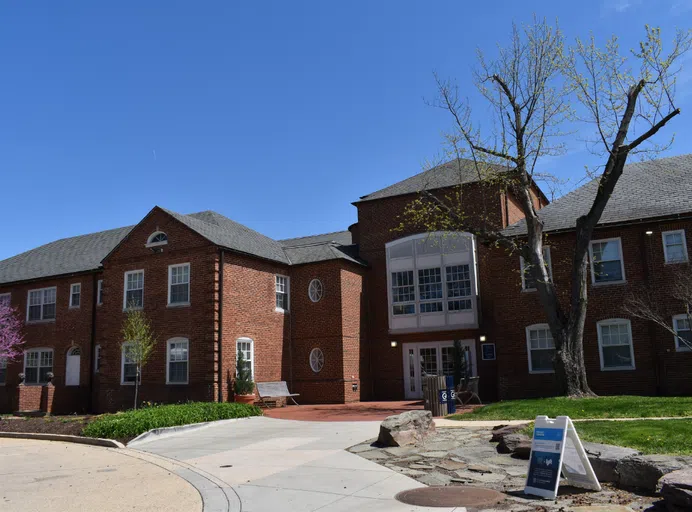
[[127, 417, 252, 447], [0, 431, 124, 448]]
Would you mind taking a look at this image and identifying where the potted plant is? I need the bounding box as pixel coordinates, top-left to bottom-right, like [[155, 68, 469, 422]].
[[234, 350, 255, 404]]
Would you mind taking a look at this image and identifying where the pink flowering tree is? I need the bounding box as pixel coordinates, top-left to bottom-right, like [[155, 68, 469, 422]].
[[0, 302, 25, 362]]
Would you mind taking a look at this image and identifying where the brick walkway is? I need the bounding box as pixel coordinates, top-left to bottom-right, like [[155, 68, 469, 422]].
[[263, 401, 478, 422]]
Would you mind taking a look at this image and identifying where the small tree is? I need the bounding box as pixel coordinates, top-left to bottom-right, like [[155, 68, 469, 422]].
[[452, 339, 469, 388], [121, 308, 157, 409], [0, 302, 25, 365], [234, 350, 255, 396]]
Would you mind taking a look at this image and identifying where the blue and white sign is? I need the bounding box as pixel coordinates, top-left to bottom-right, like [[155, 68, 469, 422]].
[[438, 389, 448, 404], [524, 416, 601, 499]]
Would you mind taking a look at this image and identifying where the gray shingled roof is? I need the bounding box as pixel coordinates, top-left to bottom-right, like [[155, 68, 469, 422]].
[[280, 231, 352, 247], [356, 158, 511, 203], [503, 154, 692, 236], [0, 226, 134, 285], [279, 231, 365, 266]]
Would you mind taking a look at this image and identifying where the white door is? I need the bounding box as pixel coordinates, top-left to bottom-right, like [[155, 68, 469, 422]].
[[66, 347, 81, 386], [402, 340, 476, 399]]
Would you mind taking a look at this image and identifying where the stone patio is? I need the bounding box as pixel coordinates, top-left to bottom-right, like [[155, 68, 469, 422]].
[[348, 426, 667, 511]]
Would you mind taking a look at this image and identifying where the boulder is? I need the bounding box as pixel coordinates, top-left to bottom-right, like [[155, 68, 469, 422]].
[[496, 433, 532, 459], [582, 442, 640, 484], [658, 469, 692, 511], [377, 410, 435, 447], [616, 455, 687, 493], [490, 424, 524, 443]]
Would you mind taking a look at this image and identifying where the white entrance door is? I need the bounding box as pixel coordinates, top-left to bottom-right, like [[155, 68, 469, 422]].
[[402, 340, 476, 399], [65, 347, 81, 386]]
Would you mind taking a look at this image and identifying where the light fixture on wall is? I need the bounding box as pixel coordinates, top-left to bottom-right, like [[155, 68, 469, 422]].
[[479, 335, 487, 342], [390, 340, 398, 348], [645, 231, 653, 235]]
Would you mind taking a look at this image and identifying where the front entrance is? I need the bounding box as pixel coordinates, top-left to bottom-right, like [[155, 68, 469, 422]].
[[65, 347, 81, 386], [402, 340, 476, 399]]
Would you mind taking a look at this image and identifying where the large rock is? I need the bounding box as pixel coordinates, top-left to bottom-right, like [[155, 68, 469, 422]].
[[377, 410, 435, 447], [490, 424, 525, 442], [496, 433, 532, 459], [616, 455, 688, 492], [583, 442, 640, 484], [658, 469, 692, 511]]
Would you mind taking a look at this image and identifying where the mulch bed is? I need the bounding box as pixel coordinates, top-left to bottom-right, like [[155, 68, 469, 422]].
[[0, 416, 92, 437]]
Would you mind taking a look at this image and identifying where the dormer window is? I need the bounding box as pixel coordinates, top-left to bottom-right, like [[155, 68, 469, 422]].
[[146, 231, 168, 248]]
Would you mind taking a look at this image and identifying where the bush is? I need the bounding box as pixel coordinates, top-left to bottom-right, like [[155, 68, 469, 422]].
[[82, 402, 263, 440]]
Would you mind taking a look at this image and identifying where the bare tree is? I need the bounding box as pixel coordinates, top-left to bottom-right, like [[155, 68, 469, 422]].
[[121, 307, 157, 410], [624, 264, 692, 351], [403, 19, 691, 396]]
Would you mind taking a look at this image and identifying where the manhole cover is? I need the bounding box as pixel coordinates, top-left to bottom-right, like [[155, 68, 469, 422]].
[[395, 486, 505, 508]]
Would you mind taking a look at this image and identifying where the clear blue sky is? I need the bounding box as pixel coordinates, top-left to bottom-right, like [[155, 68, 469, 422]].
[[1, 1, 691, 260]]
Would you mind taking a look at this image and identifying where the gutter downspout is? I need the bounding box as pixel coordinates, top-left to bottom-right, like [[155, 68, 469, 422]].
[[218, 249, 224, 402], [88, 273, 98, 412]]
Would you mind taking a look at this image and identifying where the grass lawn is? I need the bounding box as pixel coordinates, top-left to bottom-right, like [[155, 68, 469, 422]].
[[447, 396, 692, 421], [520, 419, 692, 455], [82, 402, 263, 441]]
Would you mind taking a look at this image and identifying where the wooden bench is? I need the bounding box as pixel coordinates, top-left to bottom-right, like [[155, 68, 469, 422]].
[[256, 381, 300, 408]]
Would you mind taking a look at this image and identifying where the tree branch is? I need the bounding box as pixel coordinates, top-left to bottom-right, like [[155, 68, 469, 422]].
[[626, 108, 681, 150]]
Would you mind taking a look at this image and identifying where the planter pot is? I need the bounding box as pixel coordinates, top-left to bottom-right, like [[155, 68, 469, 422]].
[[235, 394, 256, 405]]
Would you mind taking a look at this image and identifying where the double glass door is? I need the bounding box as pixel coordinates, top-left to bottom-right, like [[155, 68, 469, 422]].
[[402, 340, 476, 399]]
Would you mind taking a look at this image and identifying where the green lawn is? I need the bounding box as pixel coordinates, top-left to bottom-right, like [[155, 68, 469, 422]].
[[520, 419, 692, 455], [448, 396, 692, 421]]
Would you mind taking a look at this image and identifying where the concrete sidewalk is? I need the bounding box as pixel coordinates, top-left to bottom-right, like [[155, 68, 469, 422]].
[[0, 438, 202, 512], [135, 416, 464, 511]]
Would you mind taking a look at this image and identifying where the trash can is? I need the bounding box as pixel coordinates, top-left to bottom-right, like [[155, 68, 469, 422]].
[[445, 375, 456, 414], [422, 375, 448, 416]]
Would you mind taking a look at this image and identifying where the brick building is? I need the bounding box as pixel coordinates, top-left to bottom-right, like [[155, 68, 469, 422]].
[[1, 155, 691, 413]]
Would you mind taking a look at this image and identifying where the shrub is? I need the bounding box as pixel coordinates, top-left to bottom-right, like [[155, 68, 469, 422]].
[[234, 350, 255, 396], [83, 401, 263, 440]]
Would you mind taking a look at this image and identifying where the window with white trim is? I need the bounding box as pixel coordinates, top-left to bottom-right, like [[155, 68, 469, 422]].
[[392, 270, 415, 315], [123, 270, 144, 309], [94, 345, 101, 373], [168, 263, 190, 305], [97, 280, 103, 306], [0, 357, 6, 384], [146, 231, 168, 247], [70, 283, 81, 308], [521, 247, 553, 291], [590, 238, 625, 284], [526, 324, 556, 373], [121, 343, 140, 384], [236, 338, 254, 379], [418, 268, 443, 313], [0, 293, 10, 307], [24, 348, 53, 384], [663, 230, 688, 263], [673, 314, 692, 352], [308, 279, 324, 303], [166, 338, 189, 384], [275, 275, 289, 311], [597, 319, 635, 370], [27, 287, 56, 322], [446, 264, 472, 311], [309, 347, 324, 373]]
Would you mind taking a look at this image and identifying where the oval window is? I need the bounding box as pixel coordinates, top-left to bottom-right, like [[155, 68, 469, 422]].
[[309, 348, 324, 373], [308, 279, 324, 303]]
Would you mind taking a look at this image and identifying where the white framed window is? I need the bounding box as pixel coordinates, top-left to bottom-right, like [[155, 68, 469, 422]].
[[24, 348, 53, 384], [0, 357, 6, 385], [69, 283, 81, 308], [166, 338, 189, 384], [236, 338, 254, 379], [589, 238, 626, 284], [446, 264, 472, 311], [0, 293, 10, 307], [597, 319, 635, 371], [521, 247, 553, 291], [391, 270, 416, 315], [309, 347, 324, 373], [94, 345, 101, 373], [308, 279, 324, 303], [121, 343, 140, 385], [418, 267, 443, 313], [27, 287, 57, 322], [663, 230, 688, 264], [526, 324, 556, 374], [275, 275, 289, 312], [97, 280, 103, 306], [168, 263, 190, 305], [673, 314, 692, 352], [123, 270, 144, 310], [146, 231, 168, 247]]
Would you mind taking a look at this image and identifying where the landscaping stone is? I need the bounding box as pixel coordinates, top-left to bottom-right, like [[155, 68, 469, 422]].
[[417, 471, 453, 486], [377, 410, 435, 447], [383, 446, 417, 457], [454, 469, 506, 483], [358, 450, 390, 460], [658, 469, 692, 511], [490, 424, 525, 442], [436, 459, 468, 471], [423, 440, 459, 451], [409, 463, 435, 470], [420, 451, 449, 458], [616, 455, 688, 492], [348, 442, 376, 453], [496, 433, 531, 456], [583, 442, 640, 484], [468, 463, 493, 473]]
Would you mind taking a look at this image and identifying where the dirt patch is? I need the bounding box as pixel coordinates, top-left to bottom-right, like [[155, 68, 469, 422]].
[[0, 416, 91, 437]]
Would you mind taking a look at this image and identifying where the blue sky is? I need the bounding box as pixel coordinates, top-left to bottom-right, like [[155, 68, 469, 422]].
[[1, 1, 691, 260]]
